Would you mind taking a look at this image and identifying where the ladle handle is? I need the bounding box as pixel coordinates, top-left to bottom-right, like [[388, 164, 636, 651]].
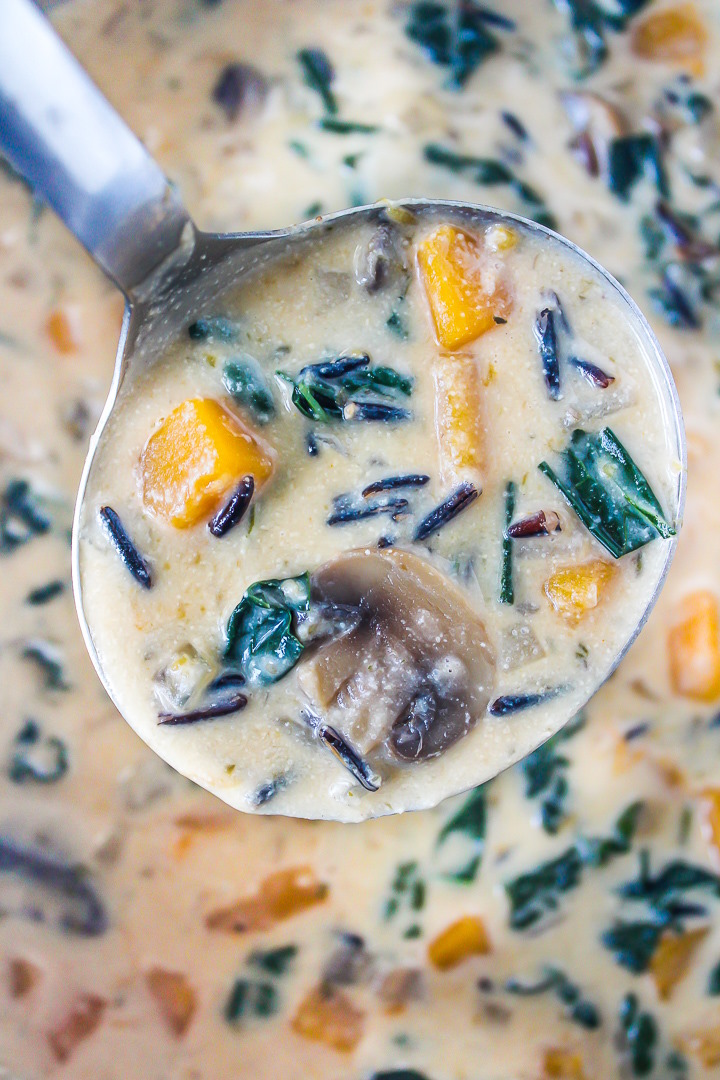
[[0, 0, 191, 296]]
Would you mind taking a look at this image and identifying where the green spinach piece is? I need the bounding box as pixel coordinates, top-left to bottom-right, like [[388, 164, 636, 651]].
[[318, 118, 379, 134], [225, 978, 278, 1023], [224, 574, 310, 688], [277, 355, 412, 424], [506, 966, 601, 1029], [500, 481, 515, 605], [423, 144, 556, 229], [505, 847, 583, 930], [223, 357, 275, 423], [405, 1, 514, 88], [26, 580, 64, 605], [297, 48, 337, 115], [8, 720, 68, 784], [708, 959, 720, 995], [552, 0, 652, 79], [607, 134, 669, 202], [384, 861, 426, 923], [248, 945, 297, 977], [520, 713, 584, 834], [579, 800, 644, 866], [539, 428, 674, 559], [0, 479, 52, 554], [437, 785, 486, 882], [602, 920, 665, 974]]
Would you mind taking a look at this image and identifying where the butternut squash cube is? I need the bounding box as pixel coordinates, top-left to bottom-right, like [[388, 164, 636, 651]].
[[145, 968, 196, 1037], [292, 986, 365, 1052], [46, 306, 80, 354], [650, 927, 709, 1000], [141, 398, 274, 528], [433, 354, 484, 486], [680, 1027, 720, 1068], [544, 560, 614, 621], [668, 591, 720, 702], [428, 915, 491, 971], [543, 1049, 586, 1080], [632, 5, 707, 74], [699, 788, 720, 865], [417, 225, 509, 350], [205, 866, 328, 932]]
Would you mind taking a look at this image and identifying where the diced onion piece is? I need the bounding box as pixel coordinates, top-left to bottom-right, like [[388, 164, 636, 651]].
[[544, 560, 614, 621], [417, 224, 510, 350], [631, 5, 707, 74], [292, 986, 365, 1052], [433, 354, 484, 486], [427, 915, 491, 971], [668, 590, 720, 701], [141, 398, 274, 528]]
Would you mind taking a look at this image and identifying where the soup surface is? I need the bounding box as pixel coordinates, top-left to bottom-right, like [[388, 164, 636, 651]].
[[79, 212, 679, 821], [1, 0, 720, 1076]]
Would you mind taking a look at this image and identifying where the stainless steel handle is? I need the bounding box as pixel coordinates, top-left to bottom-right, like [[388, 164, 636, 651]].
[[0, 0, 191, 295]]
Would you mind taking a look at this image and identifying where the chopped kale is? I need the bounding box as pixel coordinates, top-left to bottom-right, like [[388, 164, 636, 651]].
[[297, 48, 337, 115], [539, 428, 674, 559], [8, 720, 68, 784], [277, 354, 412, 424], [505, 847, 583, 930], [404, 0, 514, 88], [224, 574, 310, 688], [500, 480, 515, 604], [0, 479, 52, 554], [223, 357, 275, 423], [423, 144, 556, 228]]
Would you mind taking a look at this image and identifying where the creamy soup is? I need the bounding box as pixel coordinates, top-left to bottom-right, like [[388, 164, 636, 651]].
[[2, 0, 720, 1076], [79, 213, 680, 821]]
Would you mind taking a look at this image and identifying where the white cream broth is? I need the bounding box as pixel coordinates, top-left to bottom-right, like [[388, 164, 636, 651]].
[[2, 0, 720, 1076], [78, 214, 678, 821]]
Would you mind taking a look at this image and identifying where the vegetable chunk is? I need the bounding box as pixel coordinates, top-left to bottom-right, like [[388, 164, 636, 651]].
[[433, 354, 484, 485], [631, 5, 707, 74], [668, 591, 720, 701], [141, 398, 273, 527], [544, 561, 614, 621], [417, 224, 509, 349], [428, 915, 490, 970], [292, 986, 365, 1052]]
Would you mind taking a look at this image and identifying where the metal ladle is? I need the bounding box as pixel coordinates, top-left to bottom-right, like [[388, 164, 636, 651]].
[[0, 0, 686, 815]]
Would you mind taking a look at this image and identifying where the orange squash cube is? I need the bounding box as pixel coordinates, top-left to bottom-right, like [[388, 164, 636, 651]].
[[632, 5, 707, 73], [680, 1027, 720, 1068], [292, 986, 365, 1052], [417, 225, 509, 350], [544, 560, 614, 621], [427, 915, 491, 971], [650, 927, 709, 1000], [668, 591, 720, 702], [141, 398, 274, 528], [543, 1049, 586, 1080], [433, 354, 484, 485], [46, 306, 80, 354], [205, 866, 328, 932], [145, 969, 196, 1037]]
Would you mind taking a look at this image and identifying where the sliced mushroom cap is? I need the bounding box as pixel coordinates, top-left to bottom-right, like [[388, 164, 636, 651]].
[[353, 223, 409, 293], [560, 91, 627, 180], [299, 548, 495, 763]]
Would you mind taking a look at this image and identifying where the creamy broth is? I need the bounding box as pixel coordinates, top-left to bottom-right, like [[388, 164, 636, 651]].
[[79, 215, 679, 821], [1, 0, 720, 1076]]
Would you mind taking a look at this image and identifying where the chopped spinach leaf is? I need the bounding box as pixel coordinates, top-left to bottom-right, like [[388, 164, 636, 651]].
[[617, 993, 658, 1076], [8, 720, 68, 784], [602, 920, 666, 974], [187, 316, 238, 341], [224, 574, 310, 687], [225, 978, 278, 1022], [708, 959, 720, 995], [317, 118, 378, 134], [520, 713, 584, 834], [506, 966, 601, 1029], [552, 0, 652, 79], [384, 861, 426, 923], [404, 0, 514, 88], [248, 945, 297, 977], [423, 143, 556, 228], [26, 579, 64, 605], [277, 354, 412, 424], [607, 134, 669, 202], [539, 427, 674, 559], [436, 785, 486, 881], [22, 639, 69, 691], [500, 480, 516, 604], [505, 846, 582, 930], [297, 47, 337, 115], [223, 357, 275, 423], [0, 479, 52, 554], [578, 800, 644, 867]]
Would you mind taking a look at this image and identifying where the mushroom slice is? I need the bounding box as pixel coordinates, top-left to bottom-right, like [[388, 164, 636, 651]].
[[560, 91, 626, 180], [299, 549, 495, 763]]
